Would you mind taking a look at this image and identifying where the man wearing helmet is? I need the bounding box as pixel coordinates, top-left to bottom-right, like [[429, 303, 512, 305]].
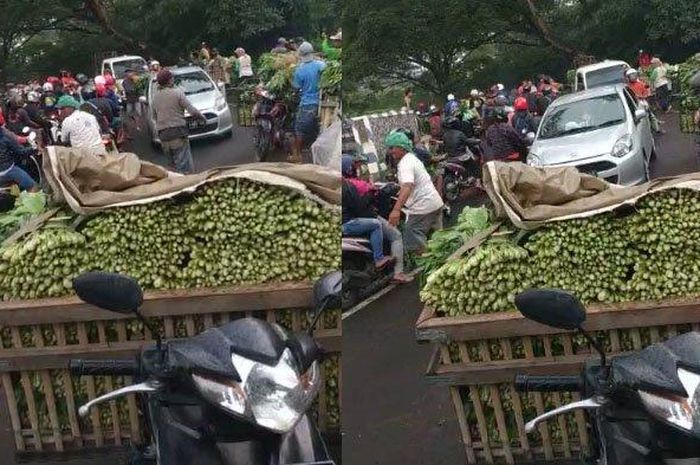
[[511, 96, 536, 137], [384, 131, 443, 254], [626, 68, 662, 134], [484, 107, 527, 162]]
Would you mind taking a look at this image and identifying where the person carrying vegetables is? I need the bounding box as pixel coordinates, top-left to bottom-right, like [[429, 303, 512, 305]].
[[385, 131, 444, 255], [342, 155, 412, 283]]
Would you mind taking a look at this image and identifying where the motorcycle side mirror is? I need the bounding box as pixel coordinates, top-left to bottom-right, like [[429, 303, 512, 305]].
[[516, 288, 607, 366], [73, 272, 163, 353], [515, 288, 586, 330], [73, 271, 143, 314], [22, 126, 30, 135], [308, 271, 342, 334]]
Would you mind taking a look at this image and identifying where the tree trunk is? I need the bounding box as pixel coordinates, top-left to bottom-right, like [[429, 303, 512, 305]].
[[83, 0, 147, 52], [522, 0, 584, 57]]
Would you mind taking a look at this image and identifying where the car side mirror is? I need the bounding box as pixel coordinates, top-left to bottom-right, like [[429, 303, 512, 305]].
[[634, 108, 647, 123], [515, 288, 586, 330], [217, 81, 226, 91], [139, 95, 147, 105]]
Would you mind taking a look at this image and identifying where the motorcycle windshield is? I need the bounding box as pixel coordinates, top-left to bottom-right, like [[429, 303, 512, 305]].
[[611, 332, 700, 396], [168, 318, 287, 381]]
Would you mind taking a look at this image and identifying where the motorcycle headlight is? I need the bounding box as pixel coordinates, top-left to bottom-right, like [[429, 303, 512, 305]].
[[192, 348, 321, 433], [215, 95, 227, 111], [639, 368, 700, 434], [527, 152, 543, 167], [611, 134, 633, 158]]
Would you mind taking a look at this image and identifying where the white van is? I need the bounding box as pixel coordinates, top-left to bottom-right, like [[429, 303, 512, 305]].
[[101, 55, 147, 81], [574, 60, 631, 92]]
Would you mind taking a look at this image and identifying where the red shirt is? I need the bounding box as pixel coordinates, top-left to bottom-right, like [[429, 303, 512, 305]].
[[639, 53, 652, 68], [628, 81, 650, 99]]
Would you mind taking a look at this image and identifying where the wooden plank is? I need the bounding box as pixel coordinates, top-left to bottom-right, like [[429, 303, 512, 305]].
[[443, 345, 477, 464], [32, 325, 63, 452], [416, 297, 700, 343], [61, 369, 83, 448], [0, 282, 313, 326], [1, 372, 23, 452], [479, 342, 513, 464], [426, 353, 597, 386], [524, 337, 553, 461], [0, 334, 342, 372]]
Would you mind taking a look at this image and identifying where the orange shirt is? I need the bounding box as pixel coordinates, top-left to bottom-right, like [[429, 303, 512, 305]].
[[628, 81, 650, 99]]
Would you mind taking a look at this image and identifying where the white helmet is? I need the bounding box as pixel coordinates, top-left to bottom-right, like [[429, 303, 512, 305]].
[[496, 83, 505, 91], [470, 89, 479, 97], [447, 93, 455, 101], [26, 91, 40, 103], [42, 82, 53, 92], [150, 60, 160, 67], [94, 75, 106, 86], [625, 68, 639, 79]]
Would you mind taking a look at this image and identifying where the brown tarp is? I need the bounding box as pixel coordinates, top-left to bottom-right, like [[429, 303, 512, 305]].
[[482, 161, 700, 230], [43, 146, 341, 215]]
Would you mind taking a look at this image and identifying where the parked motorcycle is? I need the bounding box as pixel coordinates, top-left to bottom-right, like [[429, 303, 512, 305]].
[[341, 182, 399, 310], [252, 87, 287, 162], [438, 143, 482, 204], [514, 288, 700, 464], [69, 270, 340, 465]]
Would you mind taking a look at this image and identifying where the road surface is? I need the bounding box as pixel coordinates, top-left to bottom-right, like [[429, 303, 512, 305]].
[[342, 110, 699, 465]]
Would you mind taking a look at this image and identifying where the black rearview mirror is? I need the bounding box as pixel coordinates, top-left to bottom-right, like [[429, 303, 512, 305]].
[[313, 271, 342, 312], [73, 271, 143, 314], [515, 288, 586, 330]]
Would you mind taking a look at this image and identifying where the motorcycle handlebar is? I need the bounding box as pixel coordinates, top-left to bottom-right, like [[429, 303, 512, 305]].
[[69, 359, 138, 376], [514, 374, 582, 393]]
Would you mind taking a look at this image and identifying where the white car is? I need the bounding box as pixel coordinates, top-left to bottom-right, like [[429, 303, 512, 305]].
[[142, 66, 233, 145], [528, 84, 655, 186], [574, 60, 630, 91], [101, 55, 147, 81]]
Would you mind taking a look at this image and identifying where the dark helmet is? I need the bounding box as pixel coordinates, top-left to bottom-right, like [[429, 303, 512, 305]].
[[394, 127, 415, 142], [80, 83, 96, 101], [442, 116, 462, 130], [495, 95, 509, 107], [76, 73, 89, 85], [493, 107, 509, 122]]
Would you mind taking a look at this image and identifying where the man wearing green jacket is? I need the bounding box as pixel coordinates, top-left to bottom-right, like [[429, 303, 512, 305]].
[[320, 30, 341, 61]]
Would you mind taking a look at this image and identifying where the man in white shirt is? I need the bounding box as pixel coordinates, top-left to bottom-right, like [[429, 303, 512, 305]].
[[235, 48, 254, 80], [56, 95, 106, 155], [385, 131, 444, 254]]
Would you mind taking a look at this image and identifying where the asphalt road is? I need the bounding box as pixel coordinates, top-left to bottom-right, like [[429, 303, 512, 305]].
[[119, 100, 288, 172], [342, 110, 699, 465]]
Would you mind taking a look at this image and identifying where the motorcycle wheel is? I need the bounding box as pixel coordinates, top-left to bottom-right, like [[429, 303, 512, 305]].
[[443, 173, 460, 203]]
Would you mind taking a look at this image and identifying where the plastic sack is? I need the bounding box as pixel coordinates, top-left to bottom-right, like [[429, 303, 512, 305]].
[[311, 117, 341, 170]]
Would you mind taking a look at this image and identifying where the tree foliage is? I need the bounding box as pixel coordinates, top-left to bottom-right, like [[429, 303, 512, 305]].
[[3, 0, 340, 82], [344, 0, 700, 101]]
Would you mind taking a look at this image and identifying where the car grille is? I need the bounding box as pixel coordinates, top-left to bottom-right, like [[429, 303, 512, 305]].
[[575, 160, 617, 173]]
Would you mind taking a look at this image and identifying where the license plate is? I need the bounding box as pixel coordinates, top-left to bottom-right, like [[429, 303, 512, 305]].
[[188, 120, 204, 129]]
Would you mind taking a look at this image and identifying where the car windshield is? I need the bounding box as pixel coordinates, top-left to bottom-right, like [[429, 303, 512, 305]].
[[111, 59, 146, 79], [539, 94, 626, 139], [174, 71, 215, 95], [586, 65, 627, 88]]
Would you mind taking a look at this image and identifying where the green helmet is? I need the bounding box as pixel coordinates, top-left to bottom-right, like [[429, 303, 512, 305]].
[[55, 95, 80, 109], [384, 131, 413, 152]]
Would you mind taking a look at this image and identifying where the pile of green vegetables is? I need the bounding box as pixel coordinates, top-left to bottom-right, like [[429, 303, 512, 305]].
[[416, 207, 491, 278], [0, 179, 340, 301], [0, 191, 47, 242], [669, 55, 700, 113], [421, 188, 700, 316], [320, 60, 341, 96]]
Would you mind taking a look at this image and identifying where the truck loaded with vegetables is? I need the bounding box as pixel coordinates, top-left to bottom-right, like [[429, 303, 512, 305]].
[[420, 189, 700, 316]]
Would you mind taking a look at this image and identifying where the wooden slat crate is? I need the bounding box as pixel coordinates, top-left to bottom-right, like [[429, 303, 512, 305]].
[[679, 111, 699, 134], [319, 97, 340, 130], [416, 297, 700, 464], [0, 282, 341, 455]]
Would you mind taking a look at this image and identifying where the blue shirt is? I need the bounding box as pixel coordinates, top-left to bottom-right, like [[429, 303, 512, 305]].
[[293, 60, 326, 107]]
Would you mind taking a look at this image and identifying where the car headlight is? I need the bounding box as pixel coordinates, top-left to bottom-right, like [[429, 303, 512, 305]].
[[639, 368, 700, 434], [611, 134, 633, 158], [192, 348, 321, 433], [527, 152, 543, 167], [215, 95, 227, 111]]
